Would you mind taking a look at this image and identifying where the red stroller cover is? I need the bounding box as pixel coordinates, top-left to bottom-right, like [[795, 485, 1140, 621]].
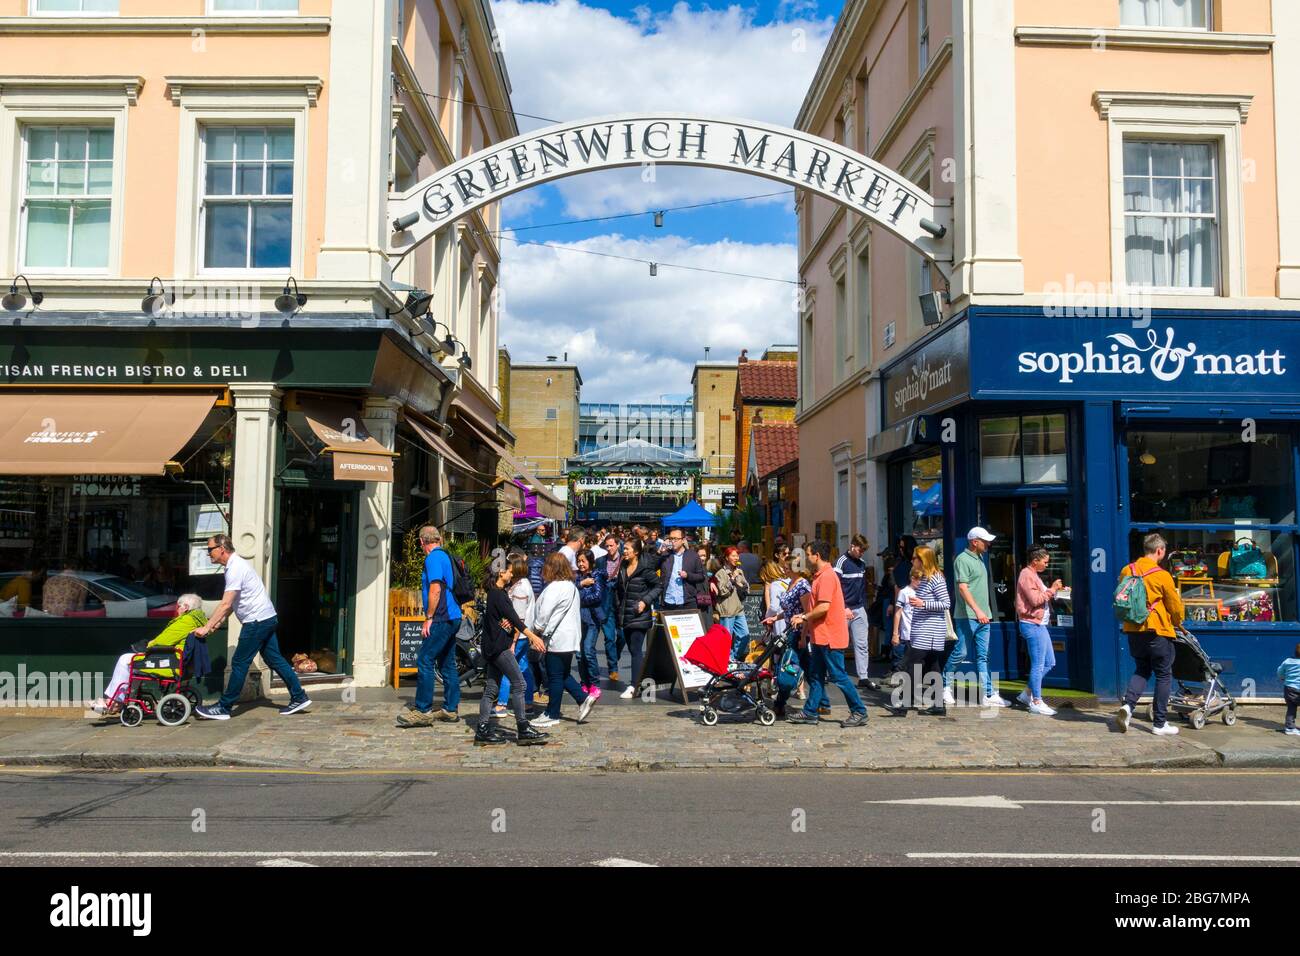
[[682, 624, 735, 677]]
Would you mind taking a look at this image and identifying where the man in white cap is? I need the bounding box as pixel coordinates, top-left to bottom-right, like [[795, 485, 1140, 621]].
[[944, 526, 1008, 707]]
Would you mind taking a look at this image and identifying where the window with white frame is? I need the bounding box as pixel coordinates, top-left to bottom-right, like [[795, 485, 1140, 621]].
[[209, 0, 298, 13], [1119, 0, 1209, 29], [854, 243, 871, 372], [834, 274, 848, 384], [917, 0, 930, 73], [1123, 140, 1218, 291], [31, 0, 118, 13], [201, 126, 294, 270], [20, 125, 113, 270]]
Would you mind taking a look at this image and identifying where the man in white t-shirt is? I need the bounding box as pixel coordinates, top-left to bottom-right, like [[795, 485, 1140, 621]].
[[194, 533, 312, 720]]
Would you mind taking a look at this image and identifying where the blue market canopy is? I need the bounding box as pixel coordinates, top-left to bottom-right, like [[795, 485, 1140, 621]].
[[662, 499, 716, 528]]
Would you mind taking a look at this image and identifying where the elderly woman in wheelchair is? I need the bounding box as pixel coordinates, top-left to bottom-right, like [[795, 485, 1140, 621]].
[[92, 593, 209, 726]]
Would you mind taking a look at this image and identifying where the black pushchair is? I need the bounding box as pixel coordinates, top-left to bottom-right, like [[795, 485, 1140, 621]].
[[685, 623, 788, 726], [1145, 626, 1237, 729]]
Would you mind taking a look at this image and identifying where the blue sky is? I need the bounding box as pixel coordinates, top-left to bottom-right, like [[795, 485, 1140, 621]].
[[491, 0, 838, 402]]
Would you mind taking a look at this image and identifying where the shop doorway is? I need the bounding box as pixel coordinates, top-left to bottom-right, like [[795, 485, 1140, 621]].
[[274, 486, 357, 678], [976, 495, 1075, 687]]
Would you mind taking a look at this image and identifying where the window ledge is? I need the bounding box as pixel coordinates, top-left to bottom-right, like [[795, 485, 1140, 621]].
[[0, 16, 330, 35], [0, 75, 144, 105], [1016, 25, 1273, 53], [166, 76, 322, 107], [1093, 90, 1253, 122]]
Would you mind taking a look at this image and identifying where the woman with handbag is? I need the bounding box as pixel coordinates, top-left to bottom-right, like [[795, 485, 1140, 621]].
[[529, 552, 596, 728], [887, 546, 951, 716], [474, 564, 550, 746], [615, 536, 662, 699], [764, 569, 813, 718], [576, 548, 606, 699]]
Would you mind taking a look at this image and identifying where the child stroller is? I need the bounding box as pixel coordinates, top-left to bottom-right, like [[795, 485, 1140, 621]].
[[684, 623, 788, 727], [1146, 625, 1237, 730]]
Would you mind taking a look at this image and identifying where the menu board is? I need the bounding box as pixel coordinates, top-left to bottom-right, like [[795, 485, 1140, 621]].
[[392, 616, 425, 687]]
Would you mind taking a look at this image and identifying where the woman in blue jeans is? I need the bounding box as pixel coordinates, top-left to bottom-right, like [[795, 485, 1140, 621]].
[[1015, 547, 1063, 717], [575, 549, 606, 698]]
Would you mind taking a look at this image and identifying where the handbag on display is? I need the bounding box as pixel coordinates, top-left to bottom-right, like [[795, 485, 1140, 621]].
[[1228, 538, 1268, 579], [1171, 550, 1208, 578]]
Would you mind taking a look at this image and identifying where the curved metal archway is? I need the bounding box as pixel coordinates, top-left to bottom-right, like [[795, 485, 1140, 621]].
[[388, 113, 951, 278]]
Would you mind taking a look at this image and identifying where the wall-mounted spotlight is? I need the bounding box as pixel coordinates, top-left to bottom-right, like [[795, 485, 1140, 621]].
[[3, 276, 43, 313], [393, 211, 421, 232], [275, 277, 308, 316], [919, 290, 946, 327], [919, 218, 947, 239], [141, 277, 174, 318], [402, 288, 434, 317]]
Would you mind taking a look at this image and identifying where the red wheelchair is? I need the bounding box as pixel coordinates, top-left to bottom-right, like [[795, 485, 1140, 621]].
[[111, 641, 203, 728]]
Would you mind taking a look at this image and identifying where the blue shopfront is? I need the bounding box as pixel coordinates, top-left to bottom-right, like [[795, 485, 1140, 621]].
[[870, 305, 1300, 699]]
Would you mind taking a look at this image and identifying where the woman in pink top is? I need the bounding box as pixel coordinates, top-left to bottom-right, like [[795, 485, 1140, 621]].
[[1016, 547, 1063, 716]]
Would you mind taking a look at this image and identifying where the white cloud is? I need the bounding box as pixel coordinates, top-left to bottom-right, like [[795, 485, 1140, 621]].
[[491, 0, 834, 216], [498, 231, 798, 402]]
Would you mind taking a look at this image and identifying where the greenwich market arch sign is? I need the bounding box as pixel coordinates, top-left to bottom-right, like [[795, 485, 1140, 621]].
[[388, 114, 952, 276]]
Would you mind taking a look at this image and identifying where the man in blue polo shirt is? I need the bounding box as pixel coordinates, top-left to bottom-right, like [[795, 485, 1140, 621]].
[[397, 525, 463, 727]]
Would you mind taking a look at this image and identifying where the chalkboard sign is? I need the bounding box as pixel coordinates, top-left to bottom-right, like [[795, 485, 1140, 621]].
[[392, 616, 425, 687], [743, 590, 765, 637]]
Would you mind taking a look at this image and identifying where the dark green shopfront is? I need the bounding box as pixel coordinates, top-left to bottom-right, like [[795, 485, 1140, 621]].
[[0, 318, 464, 700]]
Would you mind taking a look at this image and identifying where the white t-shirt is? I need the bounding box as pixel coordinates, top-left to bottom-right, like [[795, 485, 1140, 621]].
[[223, 553, 276, 624], [559, 544, 578, 570], [895, 585, 917, 643], [591, 544, 607, 562], [508, 578, 535, 624]]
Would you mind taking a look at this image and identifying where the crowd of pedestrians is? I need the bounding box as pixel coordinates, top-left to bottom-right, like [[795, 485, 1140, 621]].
[[394, 517, 1268, 744]]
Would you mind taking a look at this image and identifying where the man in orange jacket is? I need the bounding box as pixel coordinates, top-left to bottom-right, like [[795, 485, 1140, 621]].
[[1115, 532, 1185, 736]]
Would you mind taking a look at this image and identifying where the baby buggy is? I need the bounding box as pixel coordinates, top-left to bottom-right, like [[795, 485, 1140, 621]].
[[112, 639, 205, 728], [1146, 625, 1237, 730], [684, 623, 788, 727]]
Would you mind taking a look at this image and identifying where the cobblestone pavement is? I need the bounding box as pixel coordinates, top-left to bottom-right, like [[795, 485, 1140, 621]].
[[1, 685, 1296, 770]]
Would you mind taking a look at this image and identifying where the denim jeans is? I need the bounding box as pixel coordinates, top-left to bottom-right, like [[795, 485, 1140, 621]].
[[600, 584, 621, 673], [803, 644, 865, 717], [945, 617, 993, 697], [1122, 631, 1174, 727], [721, 613, 750, 661], [1284, 686, 1299, 729], [413, 619, 461, 714], [497, 638, 534, 707], [544, 651, 588, 719], [847, 607, 871, 678], [219, 616, 304, 710], [1018, 621, 1055, 699], [579, 622, 603, 686]]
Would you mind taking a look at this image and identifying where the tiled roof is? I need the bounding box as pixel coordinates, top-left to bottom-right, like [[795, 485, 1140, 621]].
[[752, 421, 799, 479], [738, 360, 798, 402]]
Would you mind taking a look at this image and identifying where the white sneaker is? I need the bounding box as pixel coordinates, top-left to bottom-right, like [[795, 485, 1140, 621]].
[[577, 694, 598, 723], [619, 685, 636, 700], [1028, 699, 1056, 716], [942, 687, 956, 706], [1016, 689, 1030, 707], [983, 692, 1010, 708], [1152, 722, 1180, 736], [1284, 727, 1300, 736], [1115, 703, 1131, 733], [530, 715, 559, 728]]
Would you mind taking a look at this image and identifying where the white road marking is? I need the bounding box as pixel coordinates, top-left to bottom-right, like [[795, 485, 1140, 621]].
[[870, 796, 1300, 810], [0, 851, 439, 859], [258, 858, 318, 867], [591, 857, 657, 867], [909, 852, 1300, 863]]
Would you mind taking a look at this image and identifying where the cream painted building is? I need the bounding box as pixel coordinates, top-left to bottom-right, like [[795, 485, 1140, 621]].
[[508, 359, 582, 507], [691, 359, 738, 511], [796, 0, 1300, 697], [0, 0, 520, 691]]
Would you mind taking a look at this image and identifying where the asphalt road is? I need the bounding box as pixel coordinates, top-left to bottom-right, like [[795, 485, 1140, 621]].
[[0, 768, 1297, 867]]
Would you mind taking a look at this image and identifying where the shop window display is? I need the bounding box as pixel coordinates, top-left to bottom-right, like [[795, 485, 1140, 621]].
[[1127, 426, 1298, 624], [0, 409, 234, 622], [900, 452, 944, 568]]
